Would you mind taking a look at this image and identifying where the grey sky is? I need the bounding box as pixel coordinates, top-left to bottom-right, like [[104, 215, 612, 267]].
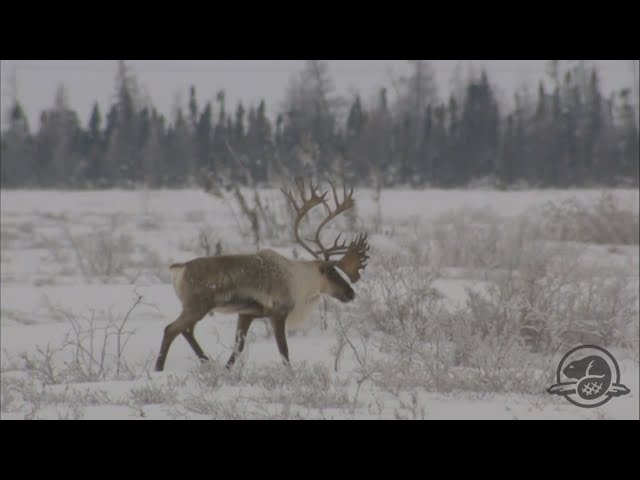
[[0, 60, 636, 129]]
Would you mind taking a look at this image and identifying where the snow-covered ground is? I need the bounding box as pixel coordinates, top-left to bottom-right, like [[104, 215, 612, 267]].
[[1, 187, 638, 419]]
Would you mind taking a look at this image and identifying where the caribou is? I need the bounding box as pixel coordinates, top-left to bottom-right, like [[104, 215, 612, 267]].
[[154, 178, 370, 371]]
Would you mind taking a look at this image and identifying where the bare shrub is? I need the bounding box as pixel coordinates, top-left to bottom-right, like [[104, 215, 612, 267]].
[[446, 302, 557, 393], [370, 173, 384, 235], [1, 308, 39, 326], [0, 376, 45, 418], [255, 363, 351, 410], [202, 167, 292, 250], [425, 195, 639, 276], [56, 402, 85, 420], [339, 254, 458, 394], [17, 292, 150, 384], [393, 390, 427, 420], [128, 245, 173, 283], [0, 373, 113, 419], [227, 187, 293, 249], [464, 245, 638, 354], [19, 343, 65, 385], [128, 376, 185, 406], [448, 246, 637, 391], [429, 207, 543, 273], [61, 214, 135, 282], [362, 253, 444, 338], [176, 359, 351, 419], [555, 270, 639, 349], [178, 224, 223, 257], [536, 192, 639, 245], [1, 376, 20, 414], [176, 391, 251, 419], [338, 233, 638, 396], [332, 307, 376, 405]]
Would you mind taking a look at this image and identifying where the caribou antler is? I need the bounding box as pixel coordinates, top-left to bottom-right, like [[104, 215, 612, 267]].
[[311, 181, 355, 259], [282, 177, 370, 283], [336, 233, 370, 282], [281, 177, 328, 259]]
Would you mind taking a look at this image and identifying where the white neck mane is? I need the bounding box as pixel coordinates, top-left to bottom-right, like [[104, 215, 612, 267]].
[[285, 260, 324, 330]]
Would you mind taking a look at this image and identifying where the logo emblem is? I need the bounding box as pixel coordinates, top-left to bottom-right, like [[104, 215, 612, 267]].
[[547, 345, 630, 408]]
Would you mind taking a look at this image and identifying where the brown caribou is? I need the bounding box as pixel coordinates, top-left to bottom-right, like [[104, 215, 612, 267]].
[[154, 178, 369, 371]]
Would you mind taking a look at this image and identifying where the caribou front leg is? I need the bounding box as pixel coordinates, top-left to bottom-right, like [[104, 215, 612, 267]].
[[225, 314, 255, 369], [270, 314, 290, 367]]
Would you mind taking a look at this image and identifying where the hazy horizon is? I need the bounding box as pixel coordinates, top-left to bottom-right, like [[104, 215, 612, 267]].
[[1, 60, 637, 129]]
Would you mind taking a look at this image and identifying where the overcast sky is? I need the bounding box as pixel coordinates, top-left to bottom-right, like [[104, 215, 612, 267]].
[[0, 60, 636, 129]]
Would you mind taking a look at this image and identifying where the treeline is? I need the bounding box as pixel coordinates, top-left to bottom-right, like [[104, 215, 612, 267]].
[[1, 60, 638, 189]]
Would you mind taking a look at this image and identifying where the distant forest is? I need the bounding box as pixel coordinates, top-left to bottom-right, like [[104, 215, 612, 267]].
[[1, 60, 638, 189]]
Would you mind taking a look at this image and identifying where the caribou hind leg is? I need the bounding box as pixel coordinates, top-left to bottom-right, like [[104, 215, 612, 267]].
[[155, 307, 209, 372]]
